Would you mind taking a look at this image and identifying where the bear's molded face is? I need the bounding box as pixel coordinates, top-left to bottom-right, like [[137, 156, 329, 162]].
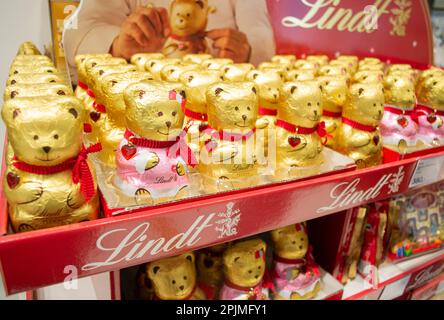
[[344, 83, 385, 126], [247, 70, 283, 108], [353, 70, 384, 84], [271, 224, 309, 260], [223, 239, 266, 288], [146, 58, 181, 80], [160, 63, 201, 82], [101, 72, 154, 118], [318, 76, 348, 110], [284, 69, 316, 82], [421, 76, 444, 109], [2, 96, 84, 166], [83, 57, 126, 86], [281, 81, 323, 128], [221, 64, 255, 82], [90, 64, 138, 99], [206, 82, 258, 131], [180, 70, 221, 111], [169, 0, 211, 36], [384, 75, 416, 108], [4, 83, 72, 101], [147, 253, 197, 300], [124, 81, 185, 140]]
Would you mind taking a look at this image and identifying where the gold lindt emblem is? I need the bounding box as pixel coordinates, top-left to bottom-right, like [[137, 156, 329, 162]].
[[390, 0, 412, 36]]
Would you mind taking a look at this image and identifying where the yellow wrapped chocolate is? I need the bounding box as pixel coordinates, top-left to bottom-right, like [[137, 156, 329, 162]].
[[319, 64, 347, 77], [6, 73, 64, 86], [284, 69, 316, 82], [294, 60, 320, 74], [183, 53, 213, 64], [220, 63, 254, 81], [352, 70, 384, 84], [2, 96, 100, 232], [329, 59, 357, 74], [272, 55, 297, 65], [98, 71, 154, 166], [306, 55, 329, 66], [147, 253, 206, 300], [16, 41, 41, 55], [130, 53, 165, 71], [415, 67, 443, 97], [220, 239, 269, 300], [318, 76, 348, 149], [10, 59, 54, 70], [387, 64, 412, 73], [14, 54, 51, 63], [160, 62, 201, 82], [9, 65, 58, 76], [358, 63, 384, 72], [180, 70, 221, 159], [4, 83, 72, 101], [202, 58, 234, 71], [275, 81, 324, 180], [146, 58, 181, 80], [199, 82, 260, 193], [337, 83, 384, 168], [259, 61, 292, 74]]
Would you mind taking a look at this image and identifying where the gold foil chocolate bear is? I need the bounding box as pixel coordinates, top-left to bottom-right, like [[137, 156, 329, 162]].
[[275, 81, 325, 180], [163, 0, 215, 58], [4, 83, 72, 101], [199, 82, 260, 193], [337, 83, 385, 168], [147, 253, 206, 300], [2, 96, 100, 232], [130, 53, 165, 71], [221, 64, 255, 81]]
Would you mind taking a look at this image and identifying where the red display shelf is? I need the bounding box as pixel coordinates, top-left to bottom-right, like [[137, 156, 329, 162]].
[[1, 150, 444, 295], [343, 249, 444, 300]]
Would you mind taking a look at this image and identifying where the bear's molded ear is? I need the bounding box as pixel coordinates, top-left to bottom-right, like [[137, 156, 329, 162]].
[[195, 0, 204, 9], [224, 67, 230, 73], [68, 108, 78, 119], [180, 90, 187, 100], [252, 73, 259, 80], [188, 75, 194, 83], [215, 88, 224, 96], [185, 254, 194, 264], [147, 264, 161, 280], [290, 86, 297, 94], [252, 87, 257, 95], [358, 88, 365, 96], [208, 6, 216, 14], [12, 109, 20, 120]]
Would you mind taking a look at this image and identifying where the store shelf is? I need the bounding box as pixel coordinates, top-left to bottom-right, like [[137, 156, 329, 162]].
[[343, 249, 444, 300], [1, 150, 444, 295]]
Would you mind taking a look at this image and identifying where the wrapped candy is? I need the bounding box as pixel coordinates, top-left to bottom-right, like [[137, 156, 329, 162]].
[[10, 59, 54, 70], [147, 253, 206, 300], [305, 55, 329, 66], [136, 264, 155, 300], [294, 60, 320, 75], [179, 70, 221, 160], [352, 70, 384, 84], [359, 64, 384, 72], [4, 83, 72, 101], [387, 64, 412, 73], [162, 0, 214, 58], [285, 69, 316, 82], [272, 55, 297, 65], [9, 65, 58, 76], [160, 62, 202, 82], [99, 71, 154, 166], [381, 75, 418, 151], [6, 73, 63, 86], [337, 83, 385, 169], [202, 58, 234, 71], [337, 55, 359, 63], [198, 82, 260, 193], [359, 57, 382, 66], [2, 96, 100, 232], [329, 59, 357, 75], [259, 62, 292, 74], [146, 58, 181, 80], [115, 81, 193, 205], [319, 65, 348, 79], [13, 54, 52, 63], [16, 41, 41, 55], [220, 63, 255, 81], [130, 53, 164, 71], [275, 81, 325, 180], [220, 239, 270, 300], [183, 53, 213, 64], [415, 76, 444, 145], [75, 53, 112, 101], [318, 76, 348, 149], [415, 67, 443, 99], [270, 224, 322, 300]]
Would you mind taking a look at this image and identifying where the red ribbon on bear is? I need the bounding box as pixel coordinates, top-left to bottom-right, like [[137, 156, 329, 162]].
[[276, 119, 331, 145]]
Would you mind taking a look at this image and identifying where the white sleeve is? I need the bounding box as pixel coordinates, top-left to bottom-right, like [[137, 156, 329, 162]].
[[233, 0, 276, 66]]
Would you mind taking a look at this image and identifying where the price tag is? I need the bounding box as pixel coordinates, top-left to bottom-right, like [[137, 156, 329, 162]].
[[409, 155, 444, 188]]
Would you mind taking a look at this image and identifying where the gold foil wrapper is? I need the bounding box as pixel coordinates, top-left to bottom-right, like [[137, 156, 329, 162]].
[[199, 81, 260, 193], [75, 53, 112, 84], [2, 96, 99, 232], [197, 244, 229, 294], [14, 54, 51, 63], [183, 53, 213, 65], [318, 76, 348, 149], [10, 59, 54, 70], [220, 63, 254, 81], [16, 41, 41, 55], [294, 60, 320, 74], [306, 55, 329, 66], [276, 81, 324, 180], [6, 73, 64, 86], [359, 64, 385, 72], [259, 61, 291, 73], [201, 58, 234, 71], [415, 67, 444, 97], [272, 55, 297, 65], [284, 69, 316, 82], [330, 59, 357, 74], [146, 58, 181, 80], [9, 65, 58, 76], [130, 53, 165, 71], [337, 83, 384, 168], [4, 83, 73, 101], [352, 70, 384, 84], [84, 57, 127, 88], [160, 63, 202, 82]]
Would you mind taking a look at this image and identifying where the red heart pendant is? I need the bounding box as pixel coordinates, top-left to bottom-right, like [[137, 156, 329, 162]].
[[397, 116, 408, 128], [373, 136, 380, 146], [7, 172, 19, 189], [121, 144, 137, 160], [288, 136, 301, 148], [427, 114, 437, 124], [90, 111, 101, 122]]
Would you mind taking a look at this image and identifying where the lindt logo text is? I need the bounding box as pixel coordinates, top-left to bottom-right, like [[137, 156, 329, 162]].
[[81, 215, 215, 271], [317, 167, 405, 213]]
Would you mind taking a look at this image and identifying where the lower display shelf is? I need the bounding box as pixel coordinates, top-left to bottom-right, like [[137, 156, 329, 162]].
[[343, 249, 444, 300]]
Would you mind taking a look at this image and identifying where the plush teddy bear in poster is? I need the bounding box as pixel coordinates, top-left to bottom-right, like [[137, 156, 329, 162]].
[[147, 252, 206, 300], [220, 239, 270, 300], [2, 96, 100, 232], [199, 82, 260, 193], [337, 83, 385, 169], [115, 81, 194, 205], [270, 224, 321, 300], [163, 0, 215, 58]]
